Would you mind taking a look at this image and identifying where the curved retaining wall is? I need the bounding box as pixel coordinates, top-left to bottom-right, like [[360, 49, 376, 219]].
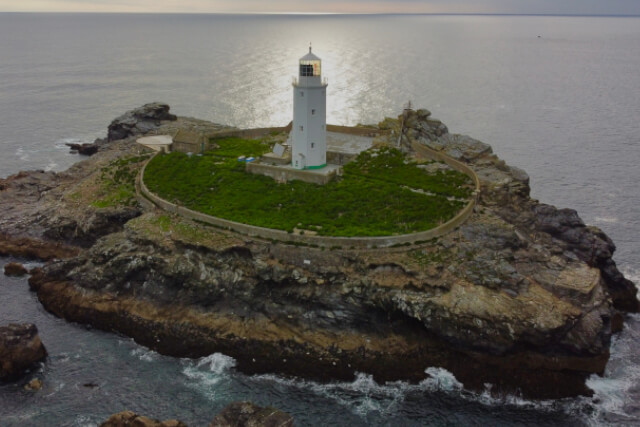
[[138, 141, 481, 249]]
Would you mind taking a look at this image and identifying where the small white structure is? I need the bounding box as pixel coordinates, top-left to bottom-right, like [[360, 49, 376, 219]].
[[292, 45, 328, 170], [136, 134, 173, 152]]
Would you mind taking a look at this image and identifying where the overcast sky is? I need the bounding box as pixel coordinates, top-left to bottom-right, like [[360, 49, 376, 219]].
[[1, 0, 639, 15]]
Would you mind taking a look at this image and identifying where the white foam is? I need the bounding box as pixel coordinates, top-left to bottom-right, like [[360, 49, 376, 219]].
[[621, 266, 640, 288], [196, 352, 237, 373], [130, 347, 159, 362], [181, 353, 237, 389], [593, 216, 619, 224], [44, 161, 58, 171], [70, 414, 98, 427], [16, 147, 29, 161], [421, 367, 463, 392], [252, 365, 579, 418]]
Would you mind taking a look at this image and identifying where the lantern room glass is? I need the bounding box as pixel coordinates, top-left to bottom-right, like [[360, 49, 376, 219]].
[[299, 60, 321, 77]]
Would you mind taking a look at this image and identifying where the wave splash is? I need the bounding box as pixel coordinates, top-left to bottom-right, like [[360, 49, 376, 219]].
[[181, 353, 237, 391]]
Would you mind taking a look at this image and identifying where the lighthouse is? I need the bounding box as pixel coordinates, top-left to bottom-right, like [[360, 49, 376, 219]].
[[292, 45, 328, 170]]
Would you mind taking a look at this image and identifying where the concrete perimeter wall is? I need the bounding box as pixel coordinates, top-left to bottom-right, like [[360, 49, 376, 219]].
[[172, 123, 383, 155], [171, 125, 292, 154], [138, 137, 480, 249], [326, 124, 383, 137]]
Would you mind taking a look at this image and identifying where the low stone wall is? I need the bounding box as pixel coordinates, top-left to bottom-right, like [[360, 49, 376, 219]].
[[326, 124, 383, 137], [171, 123, 382, 155], [207, 125, 292, 140], [138, 140, 481, 249], [172, 126, 291, 154], [245, 163, 339, 185], [411, 141, 481, 190]]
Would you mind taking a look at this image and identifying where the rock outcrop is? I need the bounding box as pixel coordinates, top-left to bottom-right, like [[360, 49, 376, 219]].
[[210, 401, 294, 427], [4, 262, 28, 276], [0, 323, 47, 381], [66, 142, 99, 156], [0, 233, 79, 260], [100, 411, 186, 427], [99, 402, 293, 427], [108, 103, 177, 142], [24, 378, 43, 391], [2, 104, 638, 399]]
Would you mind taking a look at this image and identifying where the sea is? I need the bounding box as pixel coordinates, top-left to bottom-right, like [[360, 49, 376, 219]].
[[1, 13, 639, 426]]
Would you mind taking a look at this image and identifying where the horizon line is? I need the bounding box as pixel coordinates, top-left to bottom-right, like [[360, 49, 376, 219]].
[[1, 11, 639, 18]]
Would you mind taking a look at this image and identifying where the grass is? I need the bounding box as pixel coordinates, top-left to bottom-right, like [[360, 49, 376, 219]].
[[344, 147, 471, 199], [143, 138, 473, 237], [209, 136, 271, 158], [91, 155, 150, 208], [126, 212, 242, 250]]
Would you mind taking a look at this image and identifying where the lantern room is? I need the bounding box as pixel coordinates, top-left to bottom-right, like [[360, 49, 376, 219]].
[[299, 49, 321, 77]]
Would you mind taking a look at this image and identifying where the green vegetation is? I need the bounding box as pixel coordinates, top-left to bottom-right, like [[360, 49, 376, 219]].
[[126, 212, 241, 249], [344, 147, 471, 199], [209, 136, 270, 158], [143, 137, 473, 237], [92, 155, 151, 208]]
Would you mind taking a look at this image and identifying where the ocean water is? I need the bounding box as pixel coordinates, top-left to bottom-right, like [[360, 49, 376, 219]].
[[1, 13, 639, 426]]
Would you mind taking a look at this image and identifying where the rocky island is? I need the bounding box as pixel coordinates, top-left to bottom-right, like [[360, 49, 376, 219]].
[[1, 103, 637, 399]]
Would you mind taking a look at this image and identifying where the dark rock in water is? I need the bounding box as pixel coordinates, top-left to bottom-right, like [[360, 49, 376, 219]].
[[107, 102, 177, 142], [0, 323, 47, 381], [65, 143, 99, 156], [98, 403, 293, 427], [24, 378, 42, 391], [210, 401, 294, 427], [100, 411, 186, 427], [4, 262, 28, 276]]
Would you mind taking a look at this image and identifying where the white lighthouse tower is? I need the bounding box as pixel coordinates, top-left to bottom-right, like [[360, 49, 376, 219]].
[[292, 45, 328, 170]]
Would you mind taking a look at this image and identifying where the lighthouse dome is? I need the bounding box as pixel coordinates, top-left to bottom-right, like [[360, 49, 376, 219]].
[[300, 48, 321, 62]]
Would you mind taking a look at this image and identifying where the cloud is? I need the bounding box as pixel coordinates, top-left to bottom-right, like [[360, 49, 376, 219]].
[[0, 0, 639, 15]]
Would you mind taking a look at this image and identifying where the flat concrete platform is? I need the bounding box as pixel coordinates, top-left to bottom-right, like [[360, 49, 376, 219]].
[[137, 135, 173, 152], [326, 132, 375, 154], [247, 162, 342, 185]]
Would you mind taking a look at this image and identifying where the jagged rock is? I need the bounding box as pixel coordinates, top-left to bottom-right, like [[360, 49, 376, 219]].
[[401, 109, 449, 144], [4, 262, 28, 276], [422, 133, 492, 161], [416, 108, 431, 118], [0, 324, 47, 381], [210, 402, 294, 427], [108, 103, 177, 142], [65, 143, 99, 156], [0, 233, 79, 261], [42, 206, 142, 247], [100, 411, 186, 427]]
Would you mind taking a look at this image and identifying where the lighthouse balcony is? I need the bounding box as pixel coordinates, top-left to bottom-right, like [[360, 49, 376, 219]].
[[292, 76, 328, 87]]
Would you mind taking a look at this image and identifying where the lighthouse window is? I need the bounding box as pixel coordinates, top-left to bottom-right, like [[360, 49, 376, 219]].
[[300, 126, 304, 132], [311, 143, 315, 148], [300, 64, 314, 76], [311, 109, 316, 115], [300, 91, 304, 97]]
